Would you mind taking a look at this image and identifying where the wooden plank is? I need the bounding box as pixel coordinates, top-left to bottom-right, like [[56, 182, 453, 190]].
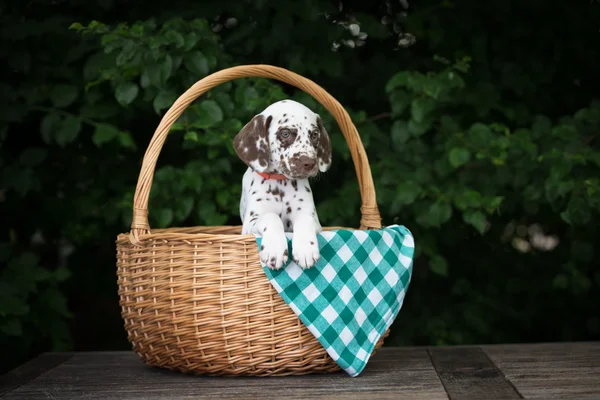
[[0, 353, 72, 397], [2, 349, 448, 399], [483, 342, 600, 399], [429, 347, 521, 399]]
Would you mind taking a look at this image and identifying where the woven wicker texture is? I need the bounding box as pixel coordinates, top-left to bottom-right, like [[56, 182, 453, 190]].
[[116, 65, 386, 376]]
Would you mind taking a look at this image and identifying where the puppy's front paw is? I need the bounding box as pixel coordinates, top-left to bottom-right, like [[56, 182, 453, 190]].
[[292, 233, 320, 269], [260, 232, 289, 270]]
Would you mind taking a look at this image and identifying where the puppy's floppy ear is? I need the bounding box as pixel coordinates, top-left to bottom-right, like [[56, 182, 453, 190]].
[[316, 115, 332, 172], [233, 114, 272, 172]]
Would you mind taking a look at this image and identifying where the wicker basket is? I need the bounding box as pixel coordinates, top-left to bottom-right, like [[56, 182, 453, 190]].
[[116, 64, 387, 376]]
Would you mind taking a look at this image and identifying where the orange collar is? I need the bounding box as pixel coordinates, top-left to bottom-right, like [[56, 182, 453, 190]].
[[257, 171, 288, 180]]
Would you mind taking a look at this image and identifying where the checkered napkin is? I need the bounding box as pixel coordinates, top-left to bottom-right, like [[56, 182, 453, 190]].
[[255, 225, 415, 377]]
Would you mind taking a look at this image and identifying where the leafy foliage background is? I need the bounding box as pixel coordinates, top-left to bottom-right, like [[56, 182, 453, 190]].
[[1, 0, 599, 373]]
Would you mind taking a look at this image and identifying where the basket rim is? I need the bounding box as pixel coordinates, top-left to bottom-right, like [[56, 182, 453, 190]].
[[117, 225, 357, 243]]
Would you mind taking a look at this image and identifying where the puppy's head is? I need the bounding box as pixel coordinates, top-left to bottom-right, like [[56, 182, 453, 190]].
[[233, 100, 332, 179]]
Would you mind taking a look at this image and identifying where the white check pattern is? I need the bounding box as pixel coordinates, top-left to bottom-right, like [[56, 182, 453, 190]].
[[256, 225, 415, 377]]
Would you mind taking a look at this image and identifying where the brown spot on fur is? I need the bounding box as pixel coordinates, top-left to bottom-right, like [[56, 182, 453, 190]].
[[305, 186, 311, 192], [299, 198, 304, 201], [287, 221, 291, 228], [310, 241, 314, 245], [297, 207, 301, 211], [233, 115, 272, 170], [272, 187, 280, 196], [256, 198, 262, 202], [316, 116, 332, 169], [250, 211, 254, 216], [287, 207, 292, 213], [252, 191, 257, 195], [291, 180, 298, 191], [284, 249, 288, 256], [261, 245, 264, 250]]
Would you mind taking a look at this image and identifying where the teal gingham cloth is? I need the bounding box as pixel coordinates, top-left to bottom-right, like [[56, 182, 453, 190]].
[[255, 224, 415, 377]]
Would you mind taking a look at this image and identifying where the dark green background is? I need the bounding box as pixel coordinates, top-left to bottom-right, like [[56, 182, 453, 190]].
[[1, 0, 599, 374]]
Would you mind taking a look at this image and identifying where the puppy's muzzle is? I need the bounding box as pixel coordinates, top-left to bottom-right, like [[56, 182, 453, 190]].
[[291, 155, 318, 176]]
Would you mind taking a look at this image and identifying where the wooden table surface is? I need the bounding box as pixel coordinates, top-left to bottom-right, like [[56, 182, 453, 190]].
[[1, 342, 599, 399]]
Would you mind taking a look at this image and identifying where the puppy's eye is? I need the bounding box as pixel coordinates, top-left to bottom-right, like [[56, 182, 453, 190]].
[[310, 130, 319, 140], [280, 129, 291, 139]]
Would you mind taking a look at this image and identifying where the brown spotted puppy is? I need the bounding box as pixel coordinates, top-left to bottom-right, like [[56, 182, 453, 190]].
[[233, 100, 332, 270]]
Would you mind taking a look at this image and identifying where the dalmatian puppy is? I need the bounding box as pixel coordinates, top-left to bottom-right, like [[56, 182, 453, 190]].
[[233, 100, 332, 270]]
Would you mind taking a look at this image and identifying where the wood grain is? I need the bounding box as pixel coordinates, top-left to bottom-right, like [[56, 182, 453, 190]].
[[483, 342, 600, 399], [4, 344, 600, 399], [0, 353, 72, 397], [429, 347, 521, 399], [2, 349, 448, 399]]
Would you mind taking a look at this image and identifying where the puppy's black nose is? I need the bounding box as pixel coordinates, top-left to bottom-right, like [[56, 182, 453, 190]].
[[298, 155, 316, 172]]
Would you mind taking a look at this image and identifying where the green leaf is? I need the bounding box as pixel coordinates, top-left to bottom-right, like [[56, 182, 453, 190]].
[[197, 202, 227, 226], [165, 30, 185, 47], [141, 64, 161, 88], [54, 267, 71, 282], [0, 292, 30, 316], [553, 274, 569, 289], [194, 100, 223, 128], [183, 32, 199, 51], [545, 179, 575, 206], [184, 51, 209, 76], [408, 118, 432, 136], [214, 93, 236, 117], [454, 189, 482, 210], [154, 208, 173, 228], [56, 116, 81, 147], [0, 318, 22, 336], [40, 113, 61, 144], [468, 123, 493, 147], [92, 124, 119, 146], [411, 97, 436, 122], [448, 147, 471, 168], [463, 210, 487, 234], [19, 148, 47, 166], [160, 55, 173, 83], [153, 90, 177, 114], [174, 197, 194, 220], [391, 120, 410, 148], [389, 91, 411, 116], [426, 202, 453, 226], [69, 22, 83, 31], [430, 255, 448, 277], [51, 84, 78, 108], [532, 115, 552, 139], [552, 124, 578, 140], [385, 72, 408, 92], [485, 196, 504, 213], [396, 181, 423, 205], [118, 132, 136, 149], [184, 131, 199, 142], [115, 82, 139, 106]]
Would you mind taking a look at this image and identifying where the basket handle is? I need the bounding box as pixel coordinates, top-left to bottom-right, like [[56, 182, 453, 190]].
[[130, 64, 381, 244]]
